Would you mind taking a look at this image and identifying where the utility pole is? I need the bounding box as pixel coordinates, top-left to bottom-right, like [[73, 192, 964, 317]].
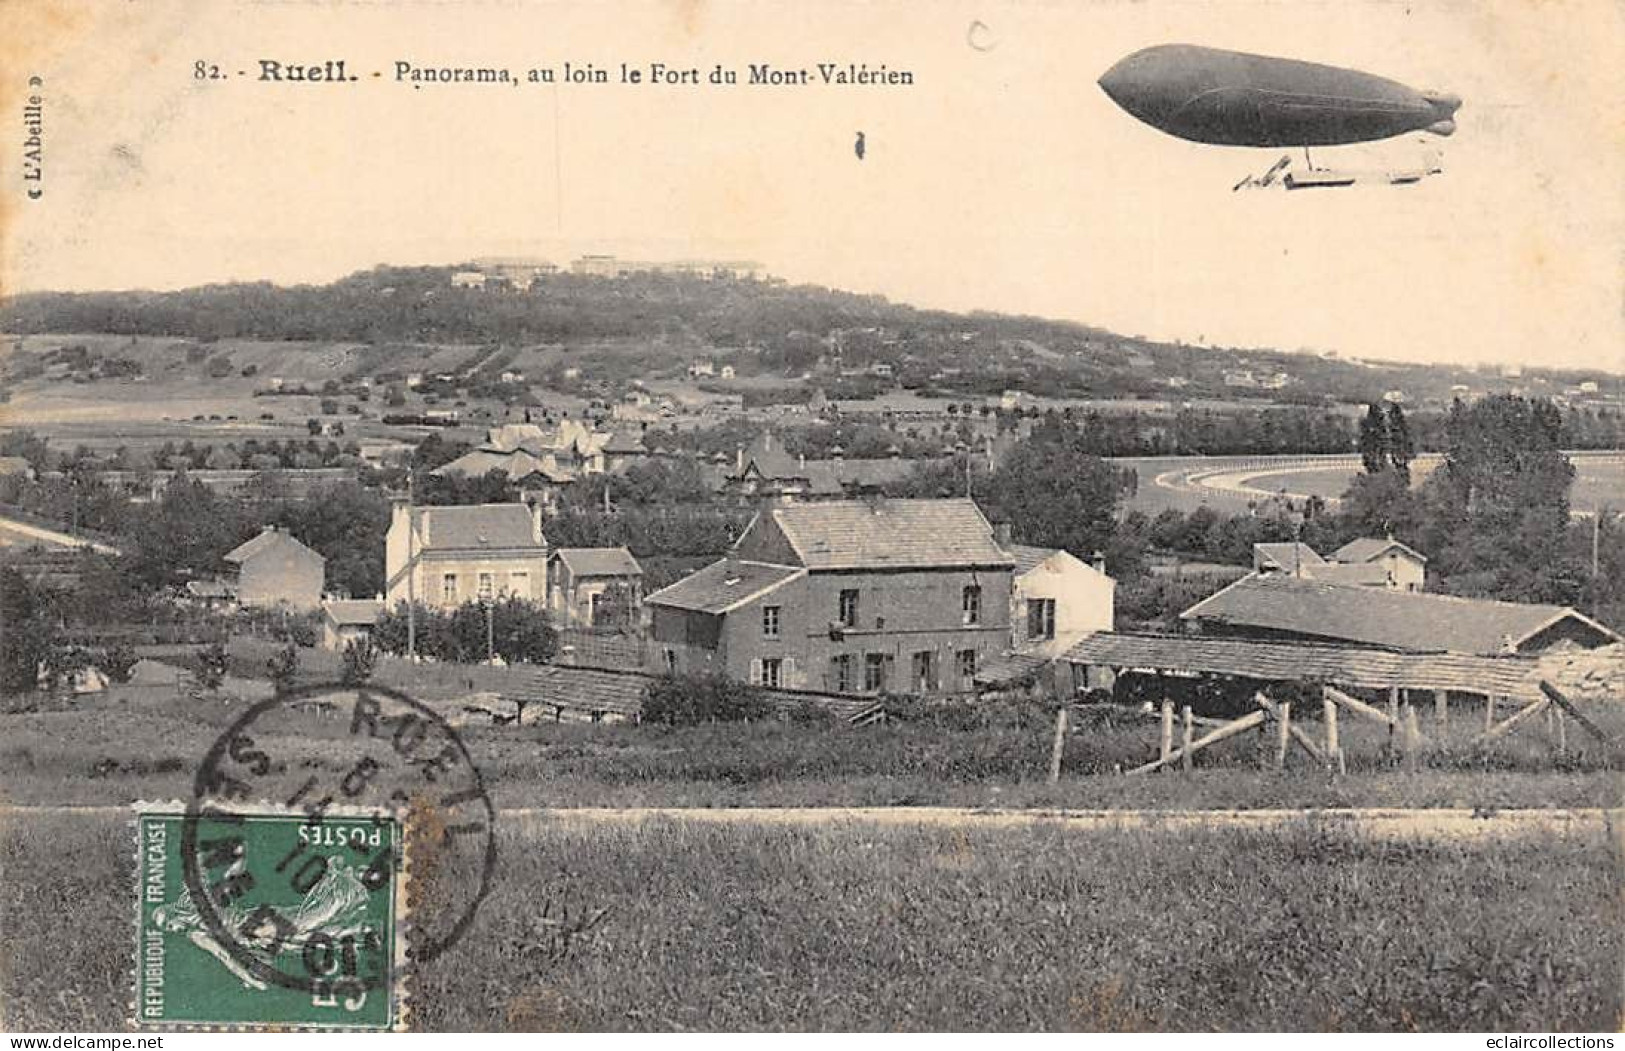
[[406, 465, 417, 661], [485, 599, 495, 664]]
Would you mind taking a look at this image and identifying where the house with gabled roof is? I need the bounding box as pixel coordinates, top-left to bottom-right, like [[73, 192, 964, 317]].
[[1179, 574, 1619, 656], [1004, 543, 1114, 657], [224, 526, 324, 610], [1328, 536, 1427, 592], [548, 547, 644, 628], [385, 501, 547, 610], [645, 497, 1012, 694]]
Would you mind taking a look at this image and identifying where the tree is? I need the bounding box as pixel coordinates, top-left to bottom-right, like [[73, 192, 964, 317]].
[[980, 415, 1127, 569], [1385, 402, 1415, 482], [0, 568, 53, 696], [1419, 395, 1579, 602], [642, 673, 771, 725]]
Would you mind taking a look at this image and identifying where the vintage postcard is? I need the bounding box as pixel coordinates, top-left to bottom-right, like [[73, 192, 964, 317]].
[[1, 0, 1621, 1036]]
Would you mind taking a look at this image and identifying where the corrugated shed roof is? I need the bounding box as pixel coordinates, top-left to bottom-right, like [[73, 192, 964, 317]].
[[973, 650, 1054, 688], [1064, 632, 1544, 700], [769, 498, 1011, 570], [644, 558, 804, 613], [415, 504, 540, 552], [553, 547, 643, 578], [1006, 544, 1059, 577], [224, 528, 324, 565], [1180, 574, 1618, 656], [1333, 537, 1428, 564]]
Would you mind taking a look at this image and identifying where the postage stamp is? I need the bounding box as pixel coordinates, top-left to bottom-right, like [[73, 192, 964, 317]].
[[132, 681, 497, 1030], [134, 806, 405, 1030]]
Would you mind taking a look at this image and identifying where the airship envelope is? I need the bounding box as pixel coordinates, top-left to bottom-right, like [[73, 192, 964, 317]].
[[1099, 44, 1461, 148]]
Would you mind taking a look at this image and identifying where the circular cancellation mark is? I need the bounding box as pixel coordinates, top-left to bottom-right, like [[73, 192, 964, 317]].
[[180, 682, 497, 996]]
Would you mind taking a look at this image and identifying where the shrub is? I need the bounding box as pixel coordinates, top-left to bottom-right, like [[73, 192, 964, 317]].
[[340, 638, 377, 686], [643, 673, 772, 726], [94, 643, 139, 685], [266, 643, 300, 695], [194, 643, 230, 691]]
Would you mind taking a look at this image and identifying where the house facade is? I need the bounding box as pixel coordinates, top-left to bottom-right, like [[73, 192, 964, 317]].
[[224, 526, 325, 610], [645, 499, 1013, 694], [548, 547, 644, 628], [1006, 545, 1115, 656], [385, 502, 548, 610]]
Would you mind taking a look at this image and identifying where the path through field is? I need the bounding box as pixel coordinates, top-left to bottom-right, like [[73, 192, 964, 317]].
[[5, 804, 1616, 841]]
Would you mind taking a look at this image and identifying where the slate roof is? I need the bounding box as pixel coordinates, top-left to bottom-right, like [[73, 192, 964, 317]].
[[1006, 544, 1059, 577], [432, 448, 572, 483], [603, 430, 648, 455], [1064, 631, 1544, 700], [765, 498, 1011, 571], [738, 432, 800, 481], [414, 504, 540, 552], [644, 558, 805, 614], [1332, 537, 1429, 564], [1305, 562, 1391, 587], [1253, 542, 1324, 572], [553, 547, 643, 578], [323, 599, 383, 627], [1180, 574, 1620, 655], [224, 528, 324, 565]]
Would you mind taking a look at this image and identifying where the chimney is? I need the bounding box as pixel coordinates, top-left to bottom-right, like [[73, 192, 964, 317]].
[[994, 522, 1012, 547], [391, 498, 412, 542], [528, 496, 545, 545], [1092, 550, 1107, 576]]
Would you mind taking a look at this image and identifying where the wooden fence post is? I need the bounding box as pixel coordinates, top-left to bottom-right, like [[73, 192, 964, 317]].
[[1485, 694, 1497, 733], [1181, 705, 1194, 772], [1048, 705, 1069, 784], [1434, 689, 1448, 733], [1404, 706, 1421, 773], [1275, 701, 1291, 771], [1323, 689, 1340, 775], [1387, 686, 1400, 756], [1160, 700, 1174, 765], [1556, 705, 1567, 755]]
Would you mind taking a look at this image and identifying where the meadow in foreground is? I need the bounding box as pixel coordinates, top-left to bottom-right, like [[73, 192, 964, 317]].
[[4, 811, 1618, 1031]]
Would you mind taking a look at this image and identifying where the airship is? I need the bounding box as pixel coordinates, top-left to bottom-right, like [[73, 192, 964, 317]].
[[1098, 44, 1462, 189]]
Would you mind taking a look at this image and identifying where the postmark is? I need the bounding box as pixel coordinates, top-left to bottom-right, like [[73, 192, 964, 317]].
[[133, 682, 497, 1030]]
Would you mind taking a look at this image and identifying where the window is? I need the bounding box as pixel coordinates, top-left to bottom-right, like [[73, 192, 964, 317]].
[[589, 591, 603, 624], [663, 648, 678, 674], [762, 605, 781, 639], [477, 572, 494, 601], [911, 650, 937, 692], [837, 589, 860, 628], [864, 652, 888, 692], [957, 648, 978, 683], [509, 571, 529, 598], [760, 657, 783, 688], [962, 584, 982, 625], [441, 573, 457, 603], [832, 654, 854, 693], [1027, 598, 1056, 641]]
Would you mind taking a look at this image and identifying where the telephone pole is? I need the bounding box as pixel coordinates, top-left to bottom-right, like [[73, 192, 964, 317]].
[[406, 465, 417, 661]]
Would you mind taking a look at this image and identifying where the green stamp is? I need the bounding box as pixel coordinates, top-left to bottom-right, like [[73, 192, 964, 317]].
[[135, 807, 405, 1030]]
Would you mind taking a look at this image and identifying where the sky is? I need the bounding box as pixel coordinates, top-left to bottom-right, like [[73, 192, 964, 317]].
[[1, 0, 1621, 372]]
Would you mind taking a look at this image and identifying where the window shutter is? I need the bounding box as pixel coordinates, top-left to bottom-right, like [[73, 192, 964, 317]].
[[749, 658, 763, 686], [783, 657, 797, 688]]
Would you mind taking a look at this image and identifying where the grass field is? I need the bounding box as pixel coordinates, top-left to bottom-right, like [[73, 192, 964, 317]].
[[2, 810, 1618, 1031], [4, 676, 1621, 811]]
